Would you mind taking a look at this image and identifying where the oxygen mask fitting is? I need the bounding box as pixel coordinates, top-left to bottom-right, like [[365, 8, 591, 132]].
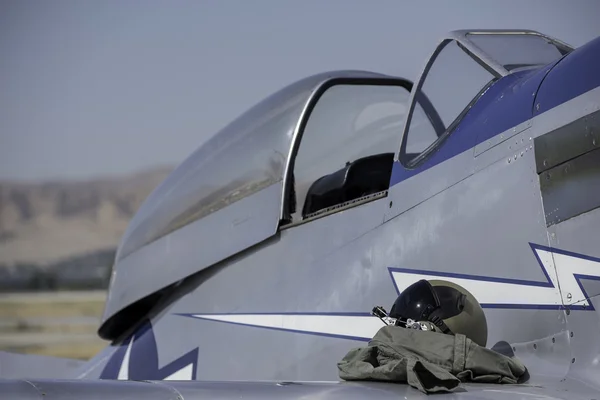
[[371, 305, 440, 332]]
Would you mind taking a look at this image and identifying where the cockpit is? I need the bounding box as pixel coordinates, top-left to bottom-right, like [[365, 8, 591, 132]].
[[100, 30, 574, 339]]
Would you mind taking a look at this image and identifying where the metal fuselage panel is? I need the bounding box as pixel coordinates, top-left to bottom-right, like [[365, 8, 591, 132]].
[[77, 36, 600, 395]]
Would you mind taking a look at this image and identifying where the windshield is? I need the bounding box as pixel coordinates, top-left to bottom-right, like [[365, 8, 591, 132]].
[[400, 30, 572, 165], [403, 39, 495, 160], [466, 32, 569, 71], [115, 75, 320, 261]]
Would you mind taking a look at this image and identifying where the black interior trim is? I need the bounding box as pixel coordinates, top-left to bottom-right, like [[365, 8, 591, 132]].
[[302, 153, 394, 217]]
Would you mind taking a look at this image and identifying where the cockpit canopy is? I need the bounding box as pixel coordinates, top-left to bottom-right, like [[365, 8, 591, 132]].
[[100, 70, 413, 338], [100, 30, 573, 340], [116, 73, 318, 262]]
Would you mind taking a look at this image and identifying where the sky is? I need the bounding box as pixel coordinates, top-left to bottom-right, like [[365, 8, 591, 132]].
[[1, 0, 600, 182]]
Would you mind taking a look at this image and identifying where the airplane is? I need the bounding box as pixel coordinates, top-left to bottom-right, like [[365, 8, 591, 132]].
[[1, 29, 600, 399]]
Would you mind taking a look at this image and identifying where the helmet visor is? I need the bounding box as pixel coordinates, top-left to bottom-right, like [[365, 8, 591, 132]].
[[390, 279, 440, 321]]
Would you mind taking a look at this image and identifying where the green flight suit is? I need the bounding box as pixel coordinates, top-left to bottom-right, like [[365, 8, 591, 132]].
[[338, 325, 528, 394]]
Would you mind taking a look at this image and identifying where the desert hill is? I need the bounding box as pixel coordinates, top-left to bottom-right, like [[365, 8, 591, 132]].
[[0, 166, 173, 270]]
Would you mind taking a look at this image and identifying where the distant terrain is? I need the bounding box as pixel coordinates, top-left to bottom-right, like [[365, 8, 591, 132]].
[[0, 290, 108, 359], [0, 166, 173, 291]]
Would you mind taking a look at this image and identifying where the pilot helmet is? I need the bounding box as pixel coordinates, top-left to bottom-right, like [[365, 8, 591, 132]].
[[389, 279, 488, 347]]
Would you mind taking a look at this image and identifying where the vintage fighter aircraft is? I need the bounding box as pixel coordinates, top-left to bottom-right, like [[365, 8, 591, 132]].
[[2, 29, 600, 399]]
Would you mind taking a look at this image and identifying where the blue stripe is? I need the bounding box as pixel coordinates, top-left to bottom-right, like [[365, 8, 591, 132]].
[[531, 242, 600, 305], [390, 34, 600, 188], [386, 267, 574, 311], [386, 242, 558, 298], [533, 242, 600, 264], [388, 242, 598, 311], [388, 266, 554, 288], [482, 304, 576, 310], [100, 320, 199, 380], [528, 242, 555, 287], [175, 311, 373, 317]]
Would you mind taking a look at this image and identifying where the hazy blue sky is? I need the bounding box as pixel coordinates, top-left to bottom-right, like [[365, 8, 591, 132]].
[[2, 0, 599, 182]]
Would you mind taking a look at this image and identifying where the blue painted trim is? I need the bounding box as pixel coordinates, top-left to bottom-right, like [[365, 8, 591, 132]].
[[386, 267, 401, 296], [481, 304, 592, 311], [390, 35, 600, 188], [533, 242, 600, 264], [482, 304, 564, 310], [470, 64, 557, 145], [388, 242, 599, 311], [100, 319, 199, 380], [531, 242, 600, 309], [534, 35, 600, 114], [175, 311, 372, 317], [390, 67, 547, 187], [388, 266, 553, 288]]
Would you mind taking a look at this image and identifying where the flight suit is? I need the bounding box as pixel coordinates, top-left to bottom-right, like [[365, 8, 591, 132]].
[[338, 325, 528, 394]]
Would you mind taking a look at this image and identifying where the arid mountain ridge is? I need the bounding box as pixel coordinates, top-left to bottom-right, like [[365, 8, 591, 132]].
[[0, 166, 174, 268]]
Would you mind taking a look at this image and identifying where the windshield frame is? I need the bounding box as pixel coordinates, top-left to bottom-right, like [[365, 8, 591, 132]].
[[450, 30, 573, 77], [396, 30, 573, 168], [280, 74, 413, 223]]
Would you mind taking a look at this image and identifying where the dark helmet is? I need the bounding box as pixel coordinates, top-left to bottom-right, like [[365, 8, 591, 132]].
[[389, 279, 488, 347]]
